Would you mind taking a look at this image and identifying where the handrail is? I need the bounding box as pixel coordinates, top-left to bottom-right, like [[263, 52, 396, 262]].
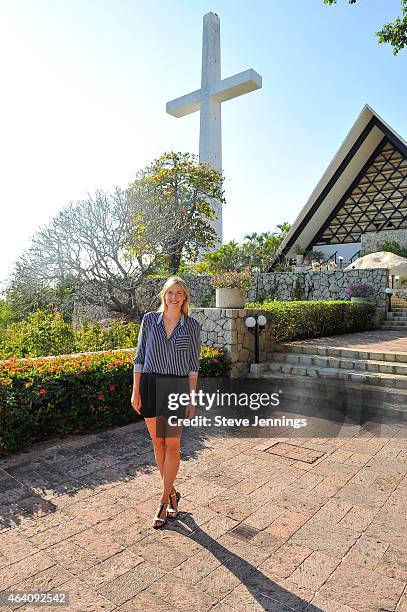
[[349, 249, 361, 263], [321, 251, 338, 266]]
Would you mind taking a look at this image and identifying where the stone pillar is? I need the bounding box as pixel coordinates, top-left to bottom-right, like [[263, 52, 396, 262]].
[[192, 307, 272, 377]]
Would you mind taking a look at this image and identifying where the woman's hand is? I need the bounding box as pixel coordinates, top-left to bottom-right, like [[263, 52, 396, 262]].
[[185, 402, 195, 419], [131, 390, 141, 414]]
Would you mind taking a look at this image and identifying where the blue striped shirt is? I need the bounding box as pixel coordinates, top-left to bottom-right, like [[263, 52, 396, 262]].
[[133, 311, 201, 376]]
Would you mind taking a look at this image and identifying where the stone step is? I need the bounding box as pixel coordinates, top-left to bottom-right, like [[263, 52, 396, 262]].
[[272, 379, 407, 419], [260, 362, 407, 390], [381, 320, 407, 326], [386, 312, 407, 319], [272, 343, 407, 364], [248, 373, 407, 414], [380, 325, 407, 331], [266, 352, 407, 376]]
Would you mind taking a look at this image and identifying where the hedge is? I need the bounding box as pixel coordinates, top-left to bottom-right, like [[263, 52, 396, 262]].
[[0, 346, 228, 452], [246, 300, 376, 343]]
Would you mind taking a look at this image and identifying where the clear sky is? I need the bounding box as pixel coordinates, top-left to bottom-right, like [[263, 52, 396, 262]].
[[0, 0, 406, 288]]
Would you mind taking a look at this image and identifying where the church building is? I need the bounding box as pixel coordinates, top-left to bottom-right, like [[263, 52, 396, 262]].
[[272, 105, 407, 266]]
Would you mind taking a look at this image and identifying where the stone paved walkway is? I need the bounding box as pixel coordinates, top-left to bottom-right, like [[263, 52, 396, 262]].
[[0, 417, 406, 612], [288, 330, 407, 355]]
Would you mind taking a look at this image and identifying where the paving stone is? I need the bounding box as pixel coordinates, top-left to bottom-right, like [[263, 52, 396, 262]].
[[304, 593, 359, 611], [170, 549, 221, 585], [337, 505, 378, 532], [0, 552, 55, 590], [241, 571, 315, 611], [5, 565, 72, 609], [289, 551, 341, 590], [28, 518, 86, 549], [334, 482, 390, 508], [196, 564, 241, 599], [216, 532, 273, 567], [97, 561, 165, 605], [79, 549, 144, 589], [194, 513, 238, 539], [320, 558, 406, 611], [45, 576, 115, 611], [117, 589, 180, 611], [207, 491, 259, 521], [376, 544, 407, 581], [344, 534, 389, 569], [17, 511, 74, 539], [258, 542, 313, 579], [72, 527, 124, 561], [0, 530, 40, 564], [45, 540, 100, 575], [265, 509, 310, 541], [291, 522, 359, 558], [129, 535, 190, 571], [243, 503, 286, 530], [147, 573, 218, 611], [93, 508, 142, 534]]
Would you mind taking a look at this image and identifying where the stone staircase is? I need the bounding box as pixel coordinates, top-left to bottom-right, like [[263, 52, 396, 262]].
[[380, 297, 407, 331], [249, 343, 407, 416]]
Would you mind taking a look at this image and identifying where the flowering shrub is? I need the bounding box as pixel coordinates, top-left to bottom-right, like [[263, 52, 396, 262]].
[[346, 283, 375, 299], [212, 270, 252, 290], [0, 346, 228, 452]]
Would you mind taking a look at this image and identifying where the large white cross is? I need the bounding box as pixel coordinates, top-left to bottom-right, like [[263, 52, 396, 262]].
[[166, 12, 262, 244]]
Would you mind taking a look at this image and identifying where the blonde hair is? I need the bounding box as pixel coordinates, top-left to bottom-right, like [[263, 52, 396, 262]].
[[157, 276, 190, 316]]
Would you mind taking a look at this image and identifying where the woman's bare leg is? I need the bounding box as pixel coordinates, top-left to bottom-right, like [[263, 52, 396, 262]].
[[144, 417, 165, 478], [161, 420, 183, 506]]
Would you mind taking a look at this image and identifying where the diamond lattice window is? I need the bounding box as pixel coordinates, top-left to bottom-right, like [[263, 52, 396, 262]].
[[315, 139, 407, 245]]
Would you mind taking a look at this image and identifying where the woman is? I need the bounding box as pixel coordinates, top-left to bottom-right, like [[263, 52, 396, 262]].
[[131, 276, 201, 528]]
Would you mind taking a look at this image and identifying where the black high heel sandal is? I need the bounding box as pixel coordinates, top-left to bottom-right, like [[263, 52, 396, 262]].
[[167, 489, 181, 519]]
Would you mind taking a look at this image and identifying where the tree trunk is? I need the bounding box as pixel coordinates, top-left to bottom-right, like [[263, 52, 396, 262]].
[[168, 251, 182, 274]]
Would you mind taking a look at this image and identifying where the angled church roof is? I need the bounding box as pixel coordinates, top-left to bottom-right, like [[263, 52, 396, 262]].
[[272, 104, 407, 265]]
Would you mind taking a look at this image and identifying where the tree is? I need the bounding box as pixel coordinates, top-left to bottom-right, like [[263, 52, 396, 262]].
[[6, 188, 158, 322], [324, 0, 407, 55], [126, 152, 225, 274], [200, 223, 292, 274], [6, 152, 224, 322]]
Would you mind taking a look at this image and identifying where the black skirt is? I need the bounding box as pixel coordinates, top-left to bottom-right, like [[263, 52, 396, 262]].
[[140, 372, 189, 420]]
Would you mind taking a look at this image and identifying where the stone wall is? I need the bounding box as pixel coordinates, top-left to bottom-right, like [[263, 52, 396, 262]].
[[361, 229, 407, 255], [192, 308, 274, 378], [247, 269, 387, 309], [73, 269, 388, 326]]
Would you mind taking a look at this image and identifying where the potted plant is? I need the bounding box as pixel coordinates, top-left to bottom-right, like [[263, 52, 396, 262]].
[[294, 244, 305, 265], [346, 283, 375, 304], [212, 270, 253, 308]]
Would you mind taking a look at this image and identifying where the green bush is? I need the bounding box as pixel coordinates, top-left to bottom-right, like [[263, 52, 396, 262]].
[[0, 346, 228, 452], [377, 240, 407, 258], [0, 310, 141, 359], [74, 319, 141, 353], [0, 310, 75, 359], [245, 300, 376, 342]]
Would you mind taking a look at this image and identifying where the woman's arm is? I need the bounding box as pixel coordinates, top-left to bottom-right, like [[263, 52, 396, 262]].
[[132, 314, 148, 413], [133, 313, 148, 374]]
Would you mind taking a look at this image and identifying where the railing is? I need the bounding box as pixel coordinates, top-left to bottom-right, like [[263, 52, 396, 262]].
[[321, 251, 338, 266], [349, 249, 361, 264]]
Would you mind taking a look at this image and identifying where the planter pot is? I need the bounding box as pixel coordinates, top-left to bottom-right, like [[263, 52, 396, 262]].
[[351, 297, 369, 304], [296, 255, 304, 265], [215, 288, 245, 308]]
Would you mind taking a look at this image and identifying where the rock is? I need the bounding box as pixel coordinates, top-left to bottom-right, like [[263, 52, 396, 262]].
[[346, 251, 407, 278]]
